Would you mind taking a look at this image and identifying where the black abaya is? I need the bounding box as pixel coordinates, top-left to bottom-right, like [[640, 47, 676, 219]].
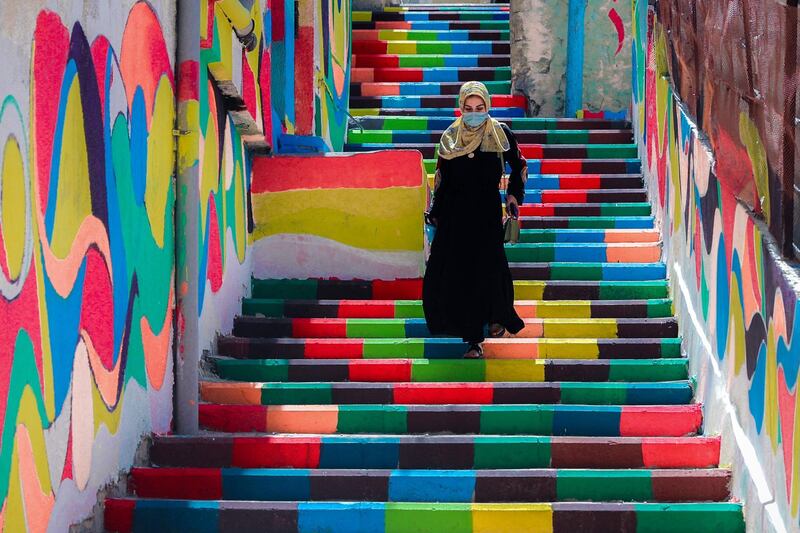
[[423, 123, 527, 344]]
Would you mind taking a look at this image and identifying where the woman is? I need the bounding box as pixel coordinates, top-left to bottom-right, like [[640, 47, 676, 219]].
[[423, 81, 527, 359]]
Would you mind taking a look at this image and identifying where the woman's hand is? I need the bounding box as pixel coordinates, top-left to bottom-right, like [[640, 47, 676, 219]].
[[424, 211, 439, 227], [506, 194, 520, 219]]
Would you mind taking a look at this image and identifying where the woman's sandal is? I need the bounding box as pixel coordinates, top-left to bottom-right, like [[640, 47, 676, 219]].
[[489, 324, 506, 338], [464, 343, 484, 359]]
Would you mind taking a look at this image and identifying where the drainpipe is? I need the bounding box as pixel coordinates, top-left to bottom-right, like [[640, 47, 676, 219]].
[[174, 0, 201, 434]]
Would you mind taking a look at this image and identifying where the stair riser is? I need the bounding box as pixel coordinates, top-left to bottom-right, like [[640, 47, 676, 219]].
[[353, 54, 511, 68], [148, 435, 723, 469], [518, 204, 652, 217], [200, 382, 692, 406], [216, 337, 682, 360], [353, 30, 510, 41], [353, 41, 511, 55], [351, 94, 524, 109], [505, 191, 647, 203], [351, 143, 638, 159], [213, 359, 689, 383], [249, 279, 669, 301], [349, 131, 633, 144], [104, 500, 745, 533], [354, 12, 510, 22], [519, 217, 654, 229], [198, 404, 703, 437], [423, 158, 642, 174], [352, 67, 511, 83], [232, 317, 678, 340], [241, 299, 675, 319], [353, 117, 631, 130], [351, 81, 510, 97], [517, 230, 658, 243], [505, 245, 661, 264], [352, 107, 527, 117], [131, 468, 729, 503], [352, 21, 511, 30]]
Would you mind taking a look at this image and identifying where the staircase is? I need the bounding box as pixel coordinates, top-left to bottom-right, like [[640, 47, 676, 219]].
[[103, 3, 745, 532]]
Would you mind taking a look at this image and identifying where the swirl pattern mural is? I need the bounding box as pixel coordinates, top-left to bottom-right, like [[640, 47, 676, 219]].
[[634, 1, 800, 528], [0, 3, 175, 530], [202, 0, 351, 152]]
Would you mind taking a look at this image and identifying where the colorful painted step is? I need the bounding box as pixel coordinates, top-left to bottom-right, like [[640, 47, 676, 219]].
[[352, 116, 631, 130], [351, 94, 525, 109], [130, 466, 729, 503], [147, 434, 723, 469], [211, 358, 690, 383], [352, 21, 513, 31], [240, 298, 676, 319], [215, 336, 683, 361], [230, 316, 679, 339], [507, 262, 666, 281], [351, 81, 512, 97], [351, 106, 527, 117], [197, 403, 704, 436], [347, 130, 634, 144], [199, 380, 694, 406], [424, 158, 643, 174], [353, 40, 511, 55], [518, 229, 659, 243], [352, 11, 510, 21], [352, 29, 511, 41], [348, 142, 638, 159], [518, 216, 655, 229], [104, 500, 745, 533], [503, 189, 647, 202], [248, 278, 671, 300], [351, 66, 512, 82], [352, 54, 511, 68]]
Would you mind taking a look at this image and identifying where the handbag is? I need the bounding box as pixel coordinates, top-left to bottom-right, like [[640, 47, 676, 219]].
[[503, 216, 520, 244]]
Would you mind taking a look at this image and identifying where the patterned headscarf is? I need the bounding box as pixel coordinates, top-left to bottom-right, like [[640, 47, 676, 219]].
[[438, 81, 510, 161]]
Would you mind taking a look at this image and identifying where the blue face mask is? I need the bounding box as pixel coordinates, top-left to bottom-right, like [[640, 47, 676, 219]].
[[462, 112, 489, 128]]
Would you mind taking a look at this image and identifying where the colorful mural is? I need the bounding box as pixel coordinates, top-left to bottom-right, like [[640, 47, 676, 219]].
[[201, 0, 351, 152], [198, 61, 251, 317], [250, 151, 427, 280], [511, 0, 632, 118], [650, 1, 799, 252], [634, 2, 800, 528], [0, 3, 175, 530]]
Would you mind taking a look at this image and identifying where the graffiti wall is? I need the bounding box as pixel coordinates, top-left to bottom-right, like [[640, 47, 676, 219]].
[[510, 0, 632, 117], [201, 0, 351, 153], [634, 3, 800, 530], [0, 1, 176, 530], [650, 1, 799, 255], [250, 151, 427, 280]]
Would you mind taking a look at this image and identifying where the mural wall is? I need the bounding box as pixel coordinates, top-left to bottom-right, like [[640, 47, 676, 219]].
[[0, 2, 176, 530], [198, 6, 254, 353], [201, 0, 352, 153], [510, 0, 632, 117], [650, 1, 799, 255], [633, 2, 800, 530], [188, 0, 354, 387], [250, 151, 427, 280]]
